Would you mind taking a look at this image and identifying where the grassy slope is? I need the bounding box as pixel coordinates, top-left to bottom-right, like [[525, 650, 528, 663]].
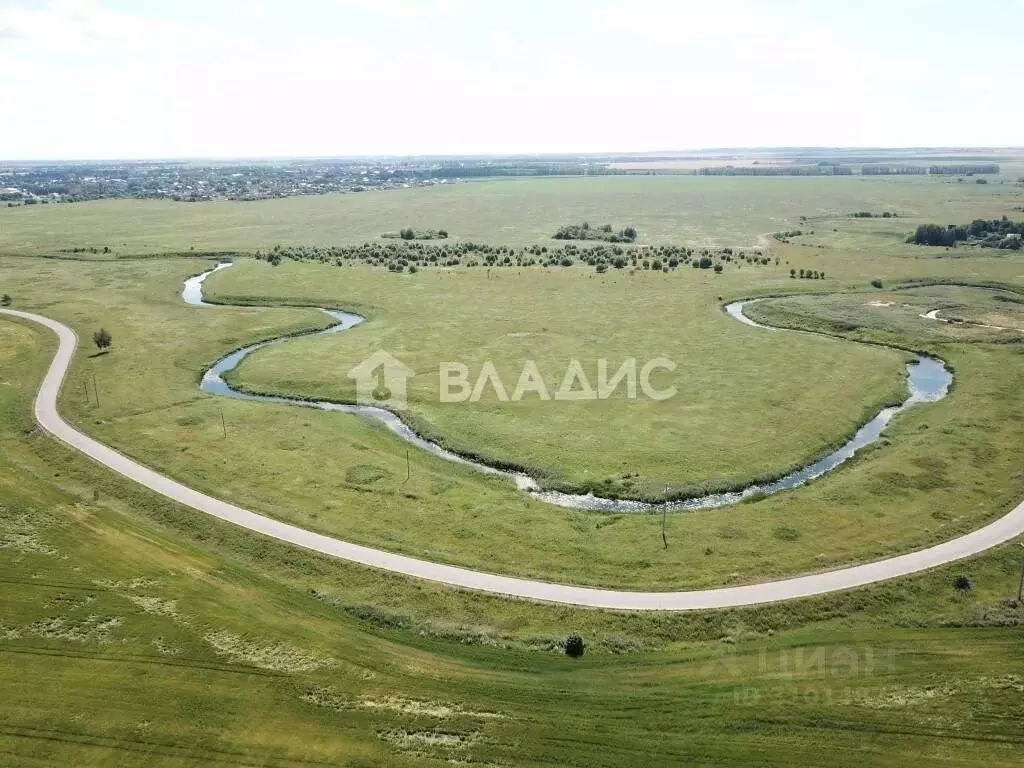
[[3, 305, 1024, 767]]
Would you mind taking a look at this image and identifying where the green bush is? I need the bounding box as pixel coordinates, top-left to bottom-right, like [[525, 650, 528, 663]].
[[564, 632, 586, 658]]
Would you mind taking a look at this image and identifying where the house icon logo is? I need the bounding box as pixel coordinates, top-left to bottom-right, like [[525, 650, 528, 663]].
[[347, 350, 414, 410]]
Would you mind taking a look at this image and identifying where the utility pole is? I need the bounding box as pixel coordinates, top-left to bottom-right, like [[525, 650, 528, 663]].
[[220, 408, 227, 439], [92, 372, 100, 407], [1018, 557, 1024, 604], [403, 448, 411, 484], [661, 486, 669, 549]]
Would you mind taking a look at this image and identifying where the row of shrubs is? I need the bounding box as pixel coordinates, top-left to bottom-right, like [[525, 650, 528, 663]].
[[256, 241, 775, 275]]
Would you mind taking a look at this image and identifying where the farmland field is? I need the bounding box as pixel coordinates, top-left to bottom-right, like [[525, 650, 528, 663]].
[[0, 173, 1022, 254], [2, 172, 1024, 765]]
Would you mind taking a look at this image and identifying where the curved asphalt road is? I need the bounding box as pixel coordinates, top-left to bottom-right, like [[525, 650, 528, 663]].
[[4, 305, 1024, 610]]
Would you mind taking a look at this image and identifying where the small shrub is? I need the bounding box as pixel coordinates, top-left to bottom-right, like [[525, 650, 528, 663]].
[[93, 327, 112, 351], [772, 525, 801, 541], [871, 279, 884, 289], [953, 575, 972, 591], [564, 632, 585, 658]]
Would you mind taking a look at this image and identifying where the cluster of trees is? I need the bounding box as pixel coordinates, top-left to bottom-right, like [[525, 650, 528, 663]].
[[255, 241, 773, 276], [772, 229, 804, 243], [790, 268, 826, 280], [908, 217, 1024, 249], [381, 228, 449, 240], [552, 222, 637, 243], [849, 211, 898, 218], [578, 243, 771, 274]]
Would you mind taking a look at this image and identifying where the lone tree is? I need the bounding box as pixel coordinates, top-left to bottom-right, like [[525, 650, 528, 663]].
[[93, 328, 112, 352], [1, 294, 11, 306], [564, 632, 586, 658]]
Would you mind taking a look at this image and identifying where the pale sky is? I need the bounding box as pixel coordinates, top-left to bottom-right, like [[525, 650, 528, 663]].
[[1, 0, 1022, 160]]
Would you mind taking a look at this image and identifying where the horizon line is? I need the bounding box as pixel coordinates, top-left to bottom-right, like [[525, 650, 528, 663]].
[[2, 145, 1023, 165]]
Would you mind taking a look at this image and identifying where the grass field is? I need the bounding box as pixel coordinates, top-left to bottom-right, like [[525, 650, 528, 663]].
[[3, 173, 1024, 765], [4, 252, 1024, 590], [0, 174, 1021, 255], [3, 308, 1024, 766], [215, 258, 908, 497]]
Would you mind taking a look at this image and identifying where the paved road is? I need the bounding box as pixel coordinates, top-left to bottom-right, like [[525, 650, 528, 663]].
[[4, 305, 1024, 610]]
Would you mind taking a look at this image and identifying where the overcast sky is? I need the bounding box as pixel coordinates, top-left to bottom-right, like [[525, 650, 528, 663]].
[[1, 0, 1021, 160]]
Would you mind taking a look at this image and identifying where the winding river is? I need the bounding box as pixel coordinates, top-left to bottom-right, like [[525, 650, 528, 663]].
[[185, 264, 952, 513]]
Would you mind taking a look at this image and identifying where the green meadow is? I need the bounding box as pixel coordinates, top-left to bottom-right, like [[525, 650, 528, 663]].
[[215, 259, 908, 497], [2, 173, 1024, 764], [0, 173, 1020, 253]]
